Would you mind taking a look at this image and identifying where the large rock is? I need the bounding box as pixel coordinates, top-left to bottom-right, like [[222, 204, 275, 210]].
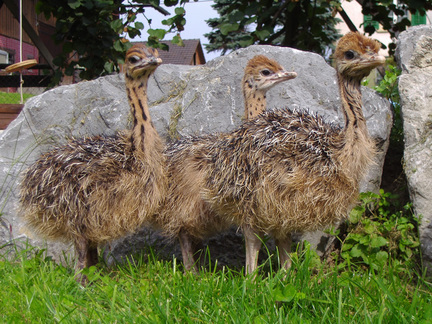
[[0, 44, 392, 267], [396, 26, 432, 274]]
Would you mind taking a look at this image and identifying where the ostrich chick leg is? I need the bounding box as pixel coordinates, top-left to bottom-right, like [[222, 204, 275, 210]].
[[243, 224, 263, 274], [276, 236, 292, 270], [179, 231, 198, 273], [73, 236, 96, 284]]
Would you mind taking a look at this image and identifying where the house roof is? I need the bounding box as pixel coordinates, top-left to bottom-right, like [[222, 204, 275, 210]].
[[133, 39, 206, 65]]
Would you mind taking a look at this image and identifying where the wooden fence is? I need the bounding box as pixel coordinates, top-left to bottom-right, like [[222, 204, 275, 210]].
[[0, 103, 23, 130]]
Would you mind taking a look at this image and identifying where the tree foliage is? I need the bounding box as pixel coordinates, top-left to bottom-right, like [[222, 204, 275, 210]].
[[36, 0, 432, 84], [205, 0, 341, 57], [36, 0, 189, 84], [356, 0, 432, 54], [204, 0, 432, 57]]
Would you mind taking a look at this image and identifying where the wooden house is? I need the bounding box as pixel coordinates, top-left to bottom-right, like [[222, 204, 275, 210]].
[[130, 39, 206, 66]]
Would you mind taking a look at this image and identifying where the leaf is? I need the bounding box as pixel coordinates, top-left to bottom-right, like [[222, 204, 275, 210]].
[[245, 16, 258, 25], [244, 2, 259, 16], [104, 61, 114, 74], [349, 206, 365, 224], [340, 251, 350, 260], [110, 19, 123, 32], [220, 23, 239, 35], [341, 242, 354, 251], [68, 0, 81, 10], [229, 10, 245, 23], [238, 35, 254, 47], [161, 18, 173, 26], [361, 253, 371, 266], [52, 56, 64, 67], [273, 284, 297, 303], [134, 22, 144, 30], [174, 7, 185, 15], [128, 27, 142, 39], [164, 0, 178, 6], [160, 43, 169, 51], [83, 0, 93, 10], [363, 222, 376, 235], [370, 236, 388, 248], [359, 235, 371, 245], [62, 42, 73, 54], [113, 40, 123, 52], [349, 244, 364, 258], [172, 35, 184, 47], [375, 251, 388, 264], [405, 248, 412, 258], [325, 226, 340, 236], [64, 64, 75, 76], [255, 29, 271, 41], [148, 28, 167, 40]]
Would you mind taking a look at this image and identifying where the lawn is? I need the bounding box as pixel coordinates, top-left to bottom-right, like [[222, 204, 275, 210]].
[[1, 191, 431, 323], [1, 241, 431, 323], [0, 91, 34, 104]]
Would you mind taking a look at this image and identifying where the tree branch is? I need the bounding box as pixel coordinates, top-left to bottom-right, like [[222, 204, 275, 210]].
[[338, 7, 358, 32], [265, 28, 286, 44], [270, 0, 291, 28]]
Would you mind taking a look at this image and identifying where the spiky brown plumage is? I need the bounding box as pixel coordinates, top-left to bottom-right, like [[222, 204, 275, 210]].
[[19, 44, 166, 283], [160, 32, 385, 273], [155, 55, 297, 271]]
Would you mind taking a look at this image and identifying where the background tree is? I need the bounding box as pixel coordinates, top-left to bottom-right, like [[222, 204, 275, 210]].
[[36, 0, 189, 85], [356, 0, 432, 54], [205, 0, 341, 57], [205, 0, 432, 56], [37, 0, 432, 85]]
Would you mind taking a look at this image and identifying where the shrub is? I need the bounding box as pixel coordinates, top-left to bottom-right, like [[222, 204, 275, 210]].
[[336, 190, 420, 275], [374, 64, 402, 144]]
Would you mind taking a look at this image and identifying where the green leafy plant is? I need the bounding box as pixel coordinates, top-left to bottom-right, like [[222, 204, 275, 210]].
[[374, 64, 402, 144], [338, 190, 420, 274]]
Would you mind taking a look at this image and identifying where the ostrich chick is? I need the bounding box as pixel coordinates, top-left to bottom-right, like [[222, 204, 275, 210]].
[[19, 44, 166, 283], [243, 55, 298, 120], [163, 32, 384, 274], [158, 55, 297, 271]]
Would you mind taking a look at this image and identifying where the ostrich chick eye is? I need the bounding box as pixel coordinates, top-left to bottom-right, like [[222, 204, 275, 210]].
[[128, 56, 140, 64], [260, 69, 272, 76], [344, 51, 355, 60]]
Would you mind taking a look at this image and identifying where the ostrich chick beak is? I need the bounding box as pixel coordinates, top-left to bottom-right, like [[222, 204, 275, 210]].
[[275, 71, 298, 82]]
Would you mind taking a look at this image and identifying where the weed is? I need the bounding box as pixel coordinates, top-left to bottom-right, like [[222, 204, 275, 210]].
[[374, 64, 402, 144], [336, 190, 420, 275]]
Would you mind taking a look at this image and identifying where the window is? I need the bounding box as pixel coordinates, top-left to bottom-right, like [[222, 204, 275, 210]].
[[411, 12, 427, 26], [363, 15, 380, 31], [0, 50, 9, 64]]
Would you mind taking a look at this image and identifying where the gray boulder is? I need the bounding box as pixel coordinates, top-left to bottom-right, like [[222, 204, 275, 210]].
[[396, 25, 432, 274], [0, 44, 392, 267]]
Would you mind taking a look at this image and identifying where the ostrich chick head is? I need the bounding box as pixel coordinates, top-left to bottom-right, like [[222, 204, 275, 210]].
[[243, 55, 297, 93], [125, 44, 162, 79], [334, 32, 386, 80]]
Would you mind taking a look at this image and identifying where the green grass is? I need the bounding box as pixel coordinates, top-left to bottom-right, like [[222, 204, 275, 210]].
[[1, 244, 431, 323], [0, 92, 34, 104]]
